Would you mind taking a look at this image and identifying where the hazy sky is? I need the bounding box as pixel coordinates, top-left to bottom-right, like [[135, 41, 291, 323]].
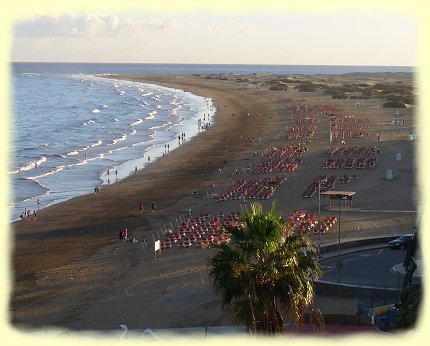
[[10, 10, 417, 66]]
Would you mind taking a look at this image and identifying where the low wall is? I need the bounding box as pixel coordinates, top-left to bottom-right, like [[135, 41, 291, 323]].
[[304, 313, 372, 326], [314, 280, 399, 300], [318, 236, 396, 254]]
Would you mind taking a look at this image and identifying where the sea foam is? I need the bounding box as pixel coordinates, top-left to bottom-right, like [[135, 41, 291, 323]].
[[12, 71, 216, 221]]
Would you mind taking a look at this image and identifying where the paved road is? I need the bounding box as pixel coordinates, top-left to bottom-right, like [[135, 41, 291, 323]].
[[319, 247, 420, 289]]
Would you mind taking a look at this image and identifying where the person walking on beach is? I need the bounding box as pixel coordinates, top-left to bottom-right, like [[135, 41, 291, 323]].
[[123, 227, 128, 240], [139, 202, 144, 213], [119, 230, 124, 241], [151, 202, 156, 212]]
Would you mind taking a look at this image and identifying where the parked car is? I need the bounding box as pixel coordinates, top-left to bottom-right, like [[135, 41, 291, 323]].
[[388, 234, 413, 250]]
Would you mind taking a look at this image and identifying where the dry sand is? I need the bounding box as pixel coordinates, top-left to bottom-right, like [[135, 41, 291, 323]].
[[9, 73, 418, 332]]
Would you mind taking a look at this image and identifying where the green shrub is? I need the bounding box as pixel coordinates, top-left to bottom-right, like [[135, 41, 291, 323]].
[[332, 93, 348, 99], [382, 101, 407, 108], [385, 94, 415, 105], [295, 83, 317, 92], [269, 85, 288, 91]]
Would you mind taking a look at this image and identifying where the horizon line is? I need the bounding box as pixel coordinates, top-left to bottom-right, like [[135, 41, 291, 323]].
[[10, 61, 415, 68]]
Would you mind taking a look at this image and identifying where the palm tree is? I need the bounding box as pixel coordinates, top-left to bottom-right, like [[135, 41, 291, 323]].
[[208, 202, 324, 334]]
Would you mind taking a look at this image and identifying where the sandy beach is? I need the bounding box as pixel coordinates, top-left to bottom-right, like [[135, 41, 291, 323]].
[[9, 72, 417, 332]]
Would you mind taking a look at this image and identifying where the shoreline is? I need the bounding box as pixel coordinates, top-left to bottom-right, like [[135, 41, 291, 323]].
[[10, 75, 216, 222], [10, 72, 417, 331], [12, 74, 262, 232]]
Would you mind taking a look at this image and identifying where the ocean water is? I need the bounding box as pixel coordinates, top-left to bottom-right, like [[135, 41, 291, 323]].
[[10, 67, 215, 221], [12, 62, 413, 75], [10, 63, 413, 221]]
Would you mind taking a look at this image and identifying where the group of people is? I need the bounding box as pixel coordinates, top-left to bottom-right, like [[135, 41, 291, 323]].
[[118, 227, 138, 243], [138, 201, 156, 213], [178, 132, 187, 144], [198, 114, 212, 132], [20, 208, 36, 221], [105, 168, 118, 184], [119, 227, 128, 241]]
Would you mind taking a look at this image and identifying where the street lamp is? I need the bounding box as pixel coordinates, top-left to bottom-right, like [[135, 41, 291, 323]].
[[317, 180, 321, 259], [337, 195, 347, 283]]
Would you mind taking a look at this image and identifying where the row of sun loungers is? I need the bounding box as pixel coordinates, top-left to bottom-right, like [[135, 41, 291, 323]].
[[287, 209, 337, 235], [319, 105, 343, 113], [161, 212, 241, 249], [332, 123, 370, 130], [285, 124, 317, 140], [292, 115, 319, 124], [264, 144, 308, 158], [217, 176, 287, 201], [287, 104, 343, 114], [331, 130, 370, 138], [330, 120, 371, 138], [329, 115, 369, 122], [323, 157, 377, 169], [253, 158, 302, 174], [302, 175, 339, 198], [301, 174, 357, 198], [338, 174, 357, 183], [324, 146, 380, 157]]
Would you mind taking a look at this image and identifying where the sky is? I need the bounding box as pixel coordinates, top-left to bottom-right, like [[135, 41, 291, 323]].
[[10, 10, 417, 66]]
